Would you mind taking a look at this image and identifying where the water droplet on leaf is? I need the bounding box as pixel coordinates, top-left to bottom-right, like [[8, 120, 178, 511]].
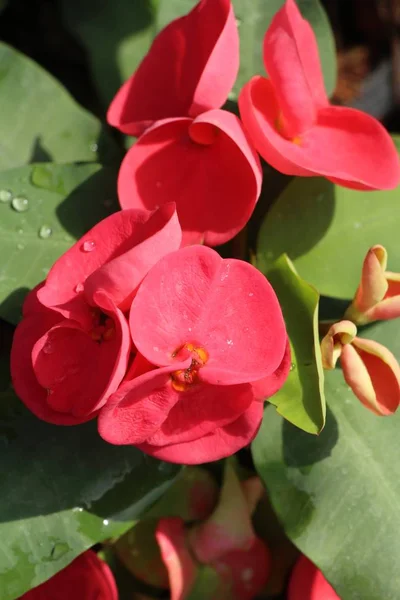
[[38, 224, 52, 239], [90, 142, 98, 153], [81, 240, 95, 252], [11, 196, 29, 212], [103, 519, 109, 526], [0, 189, 12, 203], [16, 243, 24, 251], [50, 542, 70, 561], [290, 362, 296, 371]]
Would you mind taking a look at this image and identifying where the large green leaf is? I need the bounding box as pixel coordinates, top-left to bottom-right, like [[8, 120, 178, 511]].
[[59, 0, 159, 108], [0, 42, 120, 169], [265, 255, 325, 434], [257, 165, 400, 300], [252, 317, 400, 600], [60, 0, 336, 112], [0, 162, 118, 325], [0, 384, 179, 600]]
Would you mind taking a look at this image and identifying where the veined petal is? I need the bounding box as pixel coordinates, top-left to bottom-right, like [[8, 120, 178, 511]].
[[263, 0, 328, 137], [107, 0, 239, 136], [117, 111, 261, 247]]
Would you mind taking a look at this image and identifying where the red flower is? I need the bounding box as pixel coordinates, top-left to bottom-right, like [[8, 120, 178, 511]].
[[21, 551, 118, 600], [288, 555, 340, 600], [107, 0, 239, 137], [239, 0, 400, 190], [98, 245, 289, 463], [117, 110, 262, 246], [155, 464, 271, 599], [11, 205, 181, 425]]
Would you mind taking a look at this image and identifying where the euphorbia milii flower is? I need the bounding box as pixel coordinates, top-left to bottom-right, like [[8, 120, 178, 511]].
[[345, 245, 400, 324], [21, 550, 118, 600], [11, 204, 182, 425], [117, 110, 262, 246], [239, 0, 400, 190], [154, 464, 271, 599], [107, 0, 239, 136], [98, 245, 289, 463], [288, 555, 340, 600], [320, 320, 400, 415]]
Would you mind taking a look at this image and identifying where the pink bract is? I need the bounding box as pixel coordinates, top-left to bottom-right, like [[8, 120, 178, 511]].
[[21, 551, 118, 600], [98, 245, 288, 463], [107, 0, 239, 137], [288, 555, 340, 600], [117, 110, 262, 246], [239, 0, 400, 190], [11, 205, 182, 425]]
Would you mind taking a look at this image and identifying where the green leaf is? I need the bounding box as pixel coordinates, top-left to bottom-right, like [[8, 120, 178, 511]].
[[0, 42, 120, 169], [252, 317, 400, 600], [0, 162, 118, 325], [264, 255, 325, 434], [0, 387, 179, 600], [157, 0, 336, 100], [59, 0, 159, 108], [257, 163, 400, 300]]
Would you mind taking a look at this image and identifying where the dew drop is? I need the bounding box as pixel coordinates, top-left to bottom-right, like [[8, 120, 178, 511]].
[[75, 283, 84, 293], [43, 342, 54, 355], [72, 506, 83, 513], [16, 228, 23, 235], [38, 224, 52, 239], [354, 222, 362, 229], [90, 142, 98, 153], [153, 346, 159, 352], [290, 362, 296, 371], [103, 519, 109, 526], [235, 17, 242, 27], [81, 240, 95, 252], [16, 243, 24, 251], [11, 196, 29, 212], [0, 189, 12, 203], [227, 339, 233, 346], [248, 292, 254, 297], [188, 327, 192, 332]]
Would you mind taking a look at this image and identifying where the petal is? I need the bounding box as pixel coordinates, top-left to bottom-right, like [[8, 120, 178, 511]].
[[189, 462, 256, 563], [32, 305, 130, 418], [84, 203, 182, 311], [107, 0, 239, 136], [365, 271, 400, 321], [288, 555, 339, 600], [117, 111, 262, 246], [213, 538, 271, 600], [10, 310, 88, 425], [22, 283, 47, 317], [263, 0, 327, 136], [98, 362, 190, 445], [345, 245, 388, 323], [239, 79, 400, 189], [252, 336, 291, 400], [341, 338, 400, 415], [38, 206, 180, 317], [130, 245, 287, 384], [21, 550, 118, 600], [155, 518, 198, 600], [146, 383, 254, 446], [137, 401, 264, 464], [320, 320, 357, 370]]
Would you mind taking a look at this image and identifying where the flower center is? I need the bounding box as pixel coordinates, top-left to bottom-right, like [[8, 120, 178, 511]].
[[90, 309, 115, 343], [171, 342, 209, 392]]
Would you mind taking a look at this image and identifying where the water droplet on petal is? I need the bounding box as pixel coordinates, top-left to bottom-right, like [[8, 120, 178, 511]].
[[38, 224, 52, 239], [241, 568, 253, 582], [227, 339, 233, 346], [81, 240, 95, 252], [0, 189, 12, 203], [11, 196, 29, 212], [248, 292, 254, 297], [74, 283, 84, 293], [43, 342, 54, 355], [16, 243, 24, 251]]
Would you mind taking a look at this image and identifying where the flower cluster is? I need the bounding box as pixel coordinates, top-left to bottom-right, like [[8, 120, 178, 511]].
[[11, 205, 289, 463], [10, 0, 400, 467]]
